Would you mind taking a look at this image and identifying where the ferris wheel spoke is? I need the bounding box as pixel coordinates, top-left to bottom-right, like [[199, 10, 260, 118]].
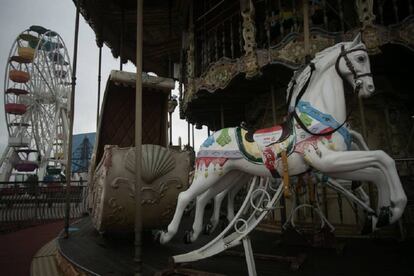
[[38, 103, 55, 123], [20, 63, 36, 91], [43, 110, 60, 162], [32, 63, 56, 97], [40, 49, 58, 91]]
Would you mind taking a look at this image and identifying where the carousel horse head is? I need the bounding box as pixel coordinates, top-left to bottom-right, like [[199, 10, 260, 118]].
[[334, 33, 375, 98]]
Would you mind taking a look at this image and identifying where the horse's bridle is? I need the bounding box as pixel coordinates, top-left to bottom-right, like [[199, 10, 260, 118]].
[[335, 45, 373, 90], [289, 44, 373, 138]]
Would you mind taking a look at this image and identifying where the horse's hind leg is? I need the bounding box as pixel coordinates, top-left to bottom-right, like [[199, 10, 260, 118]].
[[159, 166, 230, 244]]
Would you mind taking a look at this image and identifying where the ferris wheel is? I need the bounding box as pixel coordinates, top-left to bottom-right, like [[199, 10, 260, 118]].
[[0, 26, 72, 182]]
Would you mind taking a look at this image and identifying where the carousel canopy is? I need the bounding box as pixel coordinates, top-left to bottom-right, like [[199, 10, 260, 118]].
[[74, 0, 188, 77]]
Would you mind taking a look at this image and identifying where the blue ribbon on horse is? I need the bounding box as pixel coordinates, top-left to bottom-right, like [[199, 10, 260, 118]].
[[297, 101, 352, 149]]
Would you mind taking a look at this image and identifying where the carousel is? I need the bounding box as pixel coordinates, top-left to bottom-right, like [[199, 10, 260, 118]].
[[39, 0, 414, 275]]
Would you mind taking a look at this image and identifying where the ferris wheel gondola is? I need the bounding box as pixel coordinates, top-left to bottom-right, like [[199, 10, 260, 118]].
[[0, 26, 72, 181]]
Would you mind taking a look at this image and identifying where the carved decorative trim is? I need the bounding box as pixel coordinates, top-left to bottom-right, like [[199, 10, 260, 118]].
[[268, 31, 336, 68], [184, 25, 196, 105], [241, 0, 260, 79], [361, 24, 386, 54], [182, 19, 414, 111], [362, 17, 414, 54], [391, 16, 414, 49], [195, 58, 242, 92], [356, 0, 375, 28], [90, 146, 190, 232]]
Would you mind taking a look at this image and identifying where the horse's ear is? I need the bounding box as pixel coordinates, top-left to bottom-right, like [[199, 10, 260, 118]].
[[351, 33, 362, 47]]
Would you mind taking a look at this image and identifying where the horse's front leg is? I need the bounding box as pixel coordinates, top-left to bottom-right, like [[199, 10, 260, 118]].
[[159, 164, 231, 244], [189, 172, 240, 242], [328, 167, 390, 230], [304, 140, 407, 227], [207, 189, 227, 234], [207, 177, 241, 235]]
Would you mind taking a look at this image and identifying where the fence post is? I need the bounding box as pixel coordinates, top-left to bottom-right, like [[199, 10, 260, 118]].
[[34, 176, 39, 224]]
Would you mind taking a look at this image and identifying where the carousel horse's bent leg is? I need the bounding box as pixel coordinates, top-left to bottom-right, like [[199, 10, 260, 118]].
[[207, 178, 241, 234], [208, 189, 228, 234], [207, 178, 246, 235], [159, 163, 232, 244], [189, 171, 242, 242], [349, 129, 369, 151], [304, 140, 407, 227], [328, 167, 390, 230], [226, 179, 245, 222], [349, 130, 371, 206]]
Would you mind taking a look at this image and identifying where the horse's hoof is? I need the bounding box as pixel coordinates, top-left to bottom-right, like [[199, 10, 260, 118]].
[[204, 223, 213, 235], [183, 230, 193, 244], [376, 206, 392, 228], [361, 216, 373, 235]]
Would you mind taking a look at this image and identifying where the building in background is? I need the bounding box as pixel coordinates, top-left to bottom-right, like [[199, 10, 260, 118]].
[[72, 132, 95, 180]]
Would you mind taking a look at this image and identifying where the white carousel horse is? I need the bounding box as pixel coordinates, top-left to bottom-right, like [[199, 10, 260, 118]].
[[204, 128, 371, 236], [158, 34, 407, 244]]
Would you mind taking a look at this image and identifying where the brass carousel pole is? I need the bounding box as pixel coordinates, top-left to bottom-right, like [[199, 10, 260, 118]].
[[65, 0, 81, 239], [188, 122, 191, 146], [303, 0, 310, 61], [135, 0, 144, 275], [120, 7, 125, 71], [271, 85, 287, 224], [96, 43, 102, 127], [192, 124, 195, 148]]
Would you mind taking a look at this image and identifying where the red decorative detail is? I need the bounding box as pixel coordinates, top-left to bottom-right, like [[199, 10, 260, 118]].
[[295, 128, 334, 153], [5, 88, 29, 95], [5, 103, 27, 115], [263, 147, 277, 175], [195, 157, 228, 169], [254, 125, 282, 134], [9, 55, 32, 64], [14, 162, 38, 172]]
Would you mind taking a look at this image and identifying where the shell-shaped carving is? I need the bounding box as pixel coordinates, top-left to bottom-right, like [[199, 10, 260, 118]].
[[125, 145, 176, 183]]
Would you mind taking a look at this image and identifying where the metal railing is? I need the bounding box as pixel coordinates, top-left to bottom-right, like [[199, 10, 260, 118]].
[[0, 179, 88, 232]]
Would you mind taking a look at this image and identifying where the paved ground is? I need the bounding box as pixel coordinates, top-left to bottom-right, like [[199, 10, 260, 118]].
[[0, 220, 64, 276]]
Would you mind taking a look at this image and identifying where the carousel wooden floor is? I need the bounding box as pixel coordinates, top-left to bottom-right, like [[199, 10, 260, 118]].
[[58, 216, 414, 276]]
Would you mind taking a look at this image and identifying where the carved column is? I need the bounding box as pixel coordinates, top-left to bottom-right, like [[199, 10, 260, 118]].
[[356, 0, 375, 28], [240, 0, 260, 79], [184, 3, 196, 104], [356, 0, 381, 54]]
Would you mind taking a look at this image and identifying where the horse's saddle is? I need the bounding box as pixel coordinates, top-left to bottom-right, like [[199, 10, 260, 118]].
[[236, 118, 295, 164]]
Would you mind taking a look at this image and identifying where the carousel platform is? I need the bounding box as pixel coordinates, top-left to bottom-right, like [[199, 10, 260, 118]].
[[53, 216, 414, 276]]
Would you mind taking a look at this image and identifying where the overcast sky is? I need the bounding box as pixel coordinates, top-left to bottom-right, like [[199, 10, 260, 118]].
[[0, 1, 207, 160]]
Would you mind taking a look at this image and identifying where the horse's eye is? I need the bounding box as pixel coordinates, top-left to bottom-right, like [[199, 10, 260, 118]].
[[357, 56, 366, 63]]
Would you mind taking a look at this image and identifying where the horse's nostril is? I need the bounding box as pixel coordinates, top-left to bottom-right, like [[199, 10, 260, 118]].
[[367, 84, 375, 92]]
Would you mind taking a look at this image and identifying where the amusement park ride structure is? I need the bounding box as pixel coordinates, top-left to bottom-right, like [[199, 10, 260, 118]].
[[52, 0, 414, 275], [0, 26, 71, 182]]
